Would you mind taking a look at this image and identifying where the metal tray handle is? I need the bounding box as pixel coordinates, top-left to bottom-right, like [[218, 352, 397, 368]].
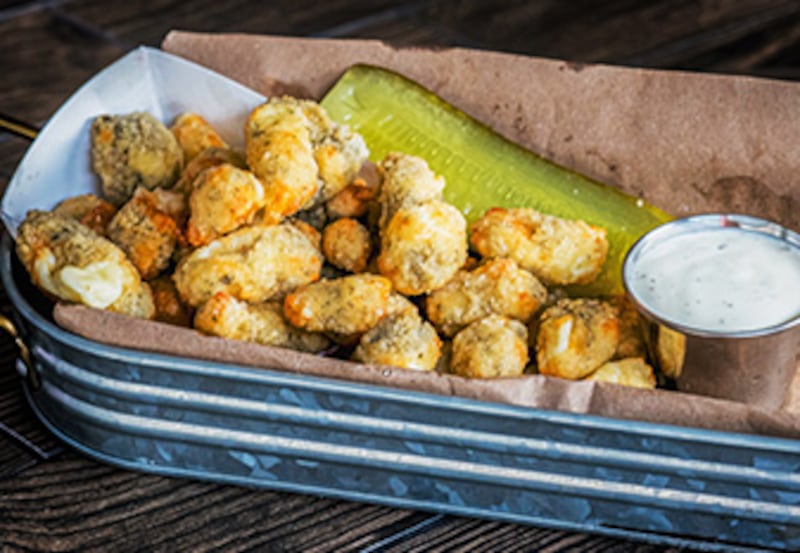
[[0, 314, 38, 389], [1, 113, 40, 388], [0, 113, 38, 140]]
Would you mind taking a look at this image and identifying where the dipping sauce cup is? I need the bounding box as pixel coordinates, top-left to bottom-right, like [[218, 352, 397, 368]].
[[623, 213, 800, 409]]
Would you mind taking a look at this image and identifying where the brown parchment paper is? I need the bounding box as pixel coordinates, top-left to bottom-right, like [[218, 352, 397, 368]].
[[50, 31, 800, 439], [163, 32, 800, 231]]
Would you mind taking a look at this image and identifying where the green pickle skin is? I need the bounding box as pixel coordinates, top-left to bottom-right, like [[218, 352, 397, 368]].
[[321, 64, 673, 296]]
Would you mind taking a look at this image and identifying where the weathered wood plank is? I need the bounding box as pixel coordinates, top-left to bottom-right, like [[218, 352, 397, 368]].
[[57, 0, 407, 48], [430, 0, 800, 71], [0, 138, 28, 186], [0, 449, 680, 552], [0, 433, 38, 479], [0, 6, 124, 126], [4, 3, 795, 552]]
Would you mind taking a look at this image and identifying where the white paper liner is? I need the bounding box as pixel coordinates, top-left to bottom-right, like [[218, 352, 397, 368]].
[[1, 46, 265, 237]]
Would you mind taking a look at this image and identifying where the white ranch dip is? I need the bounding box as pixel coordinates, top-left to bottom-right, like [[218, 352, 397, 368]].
[[628, 227, 800, 332]]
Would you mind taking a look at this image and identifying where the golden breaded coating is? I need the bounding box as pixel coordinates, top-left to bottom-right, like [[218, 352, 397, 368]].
[[426, 258, 547, 337], [461, 256, 480, 271], [585, 357, 656, 389], [378, 153, 444, 231], [377, 200, 467, 295], [295, 98, 335, 142], [150, 276, 192, 327], [185, 164, 266, 247], [353, 310, 441, 371], [656, 326, 686, 380], [311, 125, 369, 206], [283, 274, 392, 336], [173, 147, 246, 195], [470, 207, 609, 286], [326, 162, 380, 219], [610, 295, 647, 359], [91, 112, 183, 205], [144, 183, 189, 226], [107, 187, 184, 280], [16, 211, 154, 318], [195, 292, 330, 353], [451, 315, 528, 378], [52, 194, 116, 236], [174, 223, 323, 307], [386, 292, 418, 318], [535, 298, 619, 380], [298, 101, 368, 203], [245, 97, 319, 223], [322, 218, 371, 273], [170, 113, 228, 162], [290, 219, 322, 251], [299, 101, 369, 197]]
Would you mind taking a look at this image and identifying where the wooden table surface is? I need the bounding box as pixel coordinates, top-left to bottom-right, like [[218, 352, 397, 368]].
[[2, 1, 799, 551]]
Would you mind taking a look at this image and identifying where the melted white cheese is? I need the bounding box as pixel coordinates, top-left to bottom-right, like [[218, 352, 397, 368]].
[[251, 175, 265, 202], [554, 316, 573, 354], [58, 261, 125, 309], [33, 249, 60, 298]]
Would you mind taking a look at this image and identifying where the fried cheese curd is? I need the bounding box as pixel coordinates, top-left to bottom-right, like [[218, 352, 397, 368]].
[[294, 100, 369, 205], [290, 219, 323, 251], [426, 257, 548, 337], [535, 298, 620, 380], [375, 153, 467, 295], [586, 357, 656, 389], [170, 112, 228, 162], [52, 194, 116, 236], [325, 162, 380, 219], [195, 291, 330, 353], [610, 295, 647, 359], [353, 301, 441, 371], [107, 186, 185, 280], [378, 200, 467, 295], [246, 97, 318, 222], [470, 207, 609, 286], [25, 100, 660, 389], [311, 121, 370, 206], [173, 147, 246, 195], [91, 112, 183, 206], [451, 315, 528, 378], [174, 223, 323, 307], [245, 98, 366, 221], [656, 326, 686, 380], [321, 218, 371, 273], [186, 164, 266, 247], [149, 276, 192, 327], [283, 274, 392, 337], [16, 211, 154, 318], [377, 152, 445, 230]]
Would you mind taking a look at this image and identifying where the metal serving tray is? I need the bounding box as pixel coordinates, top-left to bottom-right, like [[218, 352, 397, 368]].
[[2, 234, 799, 552]]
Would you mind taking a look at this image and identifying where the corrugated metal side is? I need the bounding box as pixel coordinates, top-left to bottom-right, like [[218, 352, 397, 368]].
[[3, 234, 799, 551]]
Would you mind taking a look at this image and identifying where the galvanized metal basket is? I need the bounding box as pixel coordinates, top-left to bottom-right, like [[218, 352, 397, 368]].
[[2, 233, 798, 552]]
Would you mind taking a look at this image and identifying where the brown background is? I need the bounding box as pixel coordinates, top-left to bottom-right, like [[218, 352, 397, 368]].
[[3, 1, 800, 551]]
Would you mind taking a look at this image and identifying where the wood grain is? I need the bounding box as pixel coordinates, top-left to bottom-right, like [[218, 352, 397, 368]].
[[430, 0, 800, 71], [57, 0, 408, 47], [0, 450, 682, 552], [0, 6, 123, 126], [3, 1, 800, 551]]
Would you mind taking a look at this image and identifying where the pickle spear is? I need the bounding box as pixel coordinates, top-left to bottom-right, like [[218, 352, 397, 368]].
[[321, 64, 672, 296]]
